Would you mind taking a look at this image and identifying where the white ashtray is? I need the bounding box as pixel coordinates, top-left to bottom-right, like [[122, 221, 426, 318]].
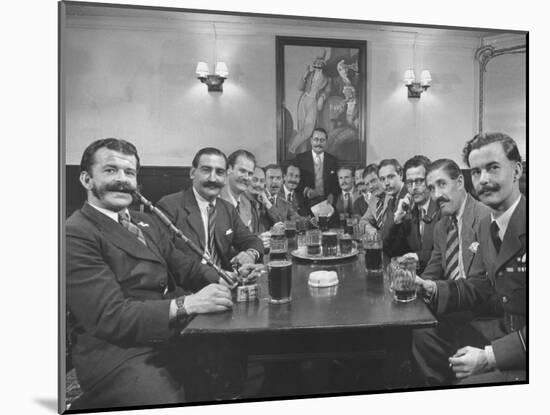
[[308, 270, 339, 288]]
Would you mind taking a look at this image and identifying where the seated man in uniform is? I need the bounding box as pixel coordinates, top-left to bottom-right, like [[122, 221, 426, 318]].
[[414, 132, 526, 385], [66, 138, 239, 409]]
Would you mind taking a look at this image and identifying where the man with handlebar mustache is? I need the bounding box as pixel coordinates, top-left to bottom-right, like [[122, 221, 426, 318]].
[[66, 138, 258, 409], [414, 133, 525, 385], [157, 147, 264, 272]]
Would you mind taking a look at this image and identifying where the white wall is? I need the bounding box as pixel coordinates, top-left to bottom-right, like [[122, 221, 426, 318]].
[[62, 8, 520, 168]]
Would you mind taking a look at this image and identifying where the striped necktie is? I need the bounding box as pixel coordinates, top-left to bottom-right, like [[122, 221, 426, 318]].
[[207, 202, 220, 267], [445, 216, 461, 280], [375, 197, 385, 229], [118, 211, 147, 246]]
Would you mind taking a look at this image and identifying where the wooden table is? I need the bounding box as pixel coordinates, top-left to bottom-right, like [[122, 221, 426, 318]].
[[180, 253, 437, 398]]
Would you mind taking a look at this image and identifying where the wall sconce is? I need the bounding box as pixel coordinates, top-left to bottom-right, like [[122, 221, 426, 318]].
[[404, 69, 432, 98], [196, 61, 229, 92]]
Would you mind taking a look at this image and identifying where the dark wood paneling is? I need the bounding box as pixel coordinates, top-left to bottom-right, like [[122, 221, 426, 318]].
[[65, 165, 192, 217]]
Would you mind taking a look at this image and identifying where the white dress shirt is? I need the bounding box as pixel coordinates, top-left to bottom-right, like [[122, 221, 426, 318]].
[[491, 195, 522, 240], [192, 186, 216, 256]]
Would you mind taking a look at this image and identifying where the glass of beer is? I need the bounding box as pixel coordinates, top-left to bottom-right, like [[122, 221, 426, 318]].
[[318, 215, 330, 231], [364, 229, 383, 275], [389, 256, 417, 302], [339, 213, 348, 229], [339, 233, 354, 255], [345, 218, 355, 237], [296, 218, 308, 251], [322, 231, 338, 256], [306, 229, 322, 256], [267, 260, 292, 304], [270, 227, 288, 260]]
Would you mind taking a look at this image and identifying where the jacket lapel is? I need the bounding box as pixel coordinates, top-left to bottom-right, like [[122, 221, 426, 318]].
[[183, 189, 207, 250], [81, 203, 162, 263], [460, 194, 478, 274], [495, 197, 526, 272]]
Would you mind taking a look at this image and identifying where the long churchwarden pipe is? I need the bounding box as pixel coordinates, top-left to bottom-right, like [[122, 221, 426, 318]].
[[134, 191, 238, 288]]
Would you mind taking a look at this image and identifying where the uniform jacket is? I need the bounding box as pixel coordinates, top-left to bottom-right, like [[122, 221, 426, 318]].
[[156, 187, 263, 270], [435, 196, 527, 372], [66, 202, 219, 391], [423, 194, 490, 281], [383, 198, 441, 273], [295, 151, 340, 204]]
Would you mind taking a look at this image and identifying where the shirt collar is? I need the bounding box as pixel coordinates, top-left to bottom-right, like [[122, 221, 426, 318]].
[[456, 194, 468, 222], [193, 186, 216, 209], [312, 150, 324, 162], [491, 195, 522, 239], [283, 185, 293, 198], [224, 186, 240, 208], [418, 198, 431, 215], [88, 201, 127, 223]]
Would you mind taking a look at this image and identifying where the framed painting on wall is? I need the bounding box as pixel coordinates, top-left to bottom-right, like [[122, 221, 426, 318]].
[[276, 36, 367, 166]]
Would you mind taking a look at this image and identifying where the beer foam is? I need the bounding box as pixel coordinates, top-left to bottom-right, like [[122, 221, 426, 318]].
[[268, 260, 292, 267]]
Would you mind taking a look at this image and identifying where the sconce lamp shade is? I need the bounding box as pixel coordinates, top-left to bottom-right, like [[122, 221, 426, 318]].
[[215, 61, 229, 78], [404, 69, 415, 85], [420, 70, 432, 86], [195, 62, 210, 78], [196, 61, 229, 92]]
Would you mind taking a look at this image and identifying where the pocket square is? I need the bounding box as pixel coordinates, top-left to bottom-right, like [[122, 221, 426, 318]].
[[137, 221, 150, 228], [225, 229, 233, 235]]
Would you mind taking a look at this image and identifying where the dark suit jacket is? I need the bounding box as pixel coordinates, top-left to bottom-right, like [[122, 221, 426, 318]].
[[353, 194, 369, 217], [383, 198, 440, 273], [156, 187, 263, 270], [278, 187, 308, 217], [261, 192, 300, 228], [295, 151, 340, 204], [423, 194, 491, 281], [435, 196, 526, 372], [66, 202, 219, 391], [362, 185, 408, 241]]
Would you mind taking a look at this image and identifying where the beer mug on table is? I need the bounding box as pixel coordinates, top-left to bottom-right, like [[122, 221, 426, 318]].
[[364, 229, 383, 274], [388, 256, 417, 303], [267, 260, 292, 304], [305, 229, 322, 256], [270, 226, 288, 259]]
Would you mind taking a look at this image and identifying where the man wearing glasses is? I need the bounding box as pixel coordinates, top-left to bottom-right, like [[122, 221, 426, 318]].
[[295, 127, 340, 211], [383, 155, 439, 273]]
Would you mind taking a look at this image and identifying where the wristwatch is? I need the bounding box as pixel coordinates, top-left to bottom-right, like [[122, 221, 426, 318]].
[[175, 296, 189, 321]]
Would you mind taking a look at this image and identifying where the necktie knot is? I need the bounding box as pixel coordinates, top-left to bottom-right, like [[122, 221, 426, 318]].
[[118, 211, 147, 246]]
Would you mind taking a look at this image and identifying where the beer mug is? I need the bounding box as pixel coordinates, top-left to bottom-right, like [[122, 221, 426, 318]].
[[318, 215, 330, 231], [270, 227, 288, 259], [321, 231, 338, 256], [364, 229, 383, 274], [306, 229, 322, 256], [388, 256, 417, 303], [338, 233, 355, 255], [267, 260, 292, 304]]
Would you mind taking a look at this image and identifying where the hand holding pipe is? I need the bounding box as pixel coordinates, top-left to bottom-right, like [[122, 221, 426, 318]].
[[134, 191, 238, 288]]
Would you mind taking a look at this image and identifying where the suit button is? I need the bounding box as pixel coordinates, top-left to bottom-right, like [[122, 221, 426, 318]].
[[502, 296, 509, 304], [498, 272, 503, 277]]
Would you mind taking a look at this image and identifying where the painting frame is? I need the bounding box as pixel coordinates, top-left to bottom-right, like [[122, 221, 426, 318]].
[[276, 36, 367, 166]]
